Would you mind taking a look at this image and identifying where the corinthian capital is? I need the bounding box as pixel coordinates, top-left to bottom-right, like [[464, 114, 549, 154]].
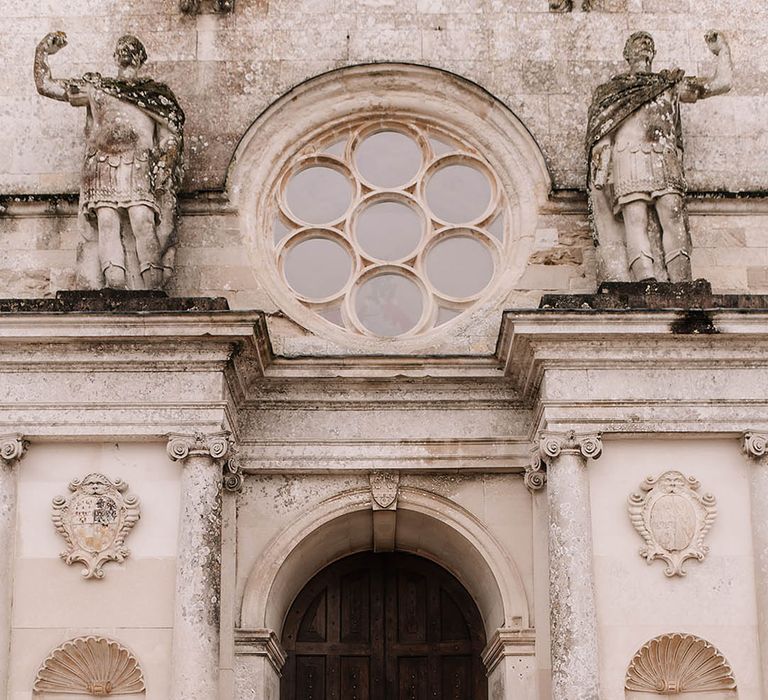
[[538, 430, 602, 463], [0, 434, 27, 464], [166, 431, 232, 463], [744, 432, 768, 459]]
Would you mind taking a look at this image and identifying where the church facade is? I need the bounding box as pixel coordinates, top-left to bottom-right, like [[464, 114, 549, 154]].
[[1, 1, 768, 698]]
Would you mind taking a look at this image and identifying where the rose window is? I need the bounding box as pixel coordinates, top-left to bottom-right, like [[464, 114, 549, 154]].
[[272, 119, 509, 338]]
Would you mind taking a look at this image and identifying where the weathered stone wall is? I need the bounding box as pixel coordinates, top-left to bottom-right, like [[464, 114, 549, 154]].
[[591, 437, 760, 698], [2, 1, 768, 321], [9, 442, 178, 699], [3, 0, 767, 193]]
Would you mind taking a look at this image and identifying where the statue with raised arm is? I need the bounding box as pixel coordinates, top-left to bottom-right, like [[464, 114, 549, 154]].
[[587, 31, 732, 283], [35, 32, 185, 290]]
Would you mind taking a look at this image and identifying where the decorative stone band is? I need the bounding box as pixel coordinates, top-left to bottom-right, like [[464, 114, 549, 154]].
[[481, 627, 536, 675], [0, 434, 27, 464], [539, 430, 603, 462], [234, 628, 287, 675], [167, 431, 243, 491], [744, 432, 768, 459]]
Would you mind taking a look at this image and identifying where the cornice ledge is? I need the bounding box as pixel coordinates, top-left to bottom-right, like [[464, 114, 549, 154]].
[[234, 628, 287, 673], [481, 627, 536, 674], [497, 309, 768, 401]]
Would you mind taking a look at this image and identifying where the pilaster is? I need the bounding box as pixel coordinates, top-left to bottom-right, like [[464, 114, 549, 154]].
[[743, 432, 768, 699], [538, 430, 601, 700], [0, 435, 27, 700]]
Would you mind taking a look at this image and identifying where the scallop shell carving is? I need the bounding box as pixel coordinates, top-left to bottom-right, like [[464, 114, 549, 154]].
[[625, 633, 736, 693], [33, 636, 145, 696]]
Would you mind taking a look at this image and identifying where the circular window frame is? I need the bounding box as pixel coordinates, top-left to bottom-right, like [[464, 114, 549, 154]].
[[229, 64, 551, 354]]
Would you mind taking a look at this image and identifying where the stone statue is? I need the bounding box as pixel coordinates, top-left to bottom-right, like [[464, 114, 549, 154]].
[[586, 31, 732, 283], [35, 32, 185, 290]]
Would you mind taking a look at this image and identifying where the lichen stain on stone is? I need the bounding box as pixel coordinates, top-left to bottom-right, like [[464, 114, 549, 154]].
[[670, 309, 719, 334]]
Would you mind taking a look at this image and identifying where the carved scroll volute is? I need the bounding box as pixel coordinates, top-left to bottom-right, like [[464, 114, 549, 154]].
[[744, 432, 768, 459], [524, 450, 546, 492], [628, 470, 717, 577], [167, 431, 242, 490], [52, 474, 140, 580], [539, 431, 603, 463], [0, 434, 27, 464]]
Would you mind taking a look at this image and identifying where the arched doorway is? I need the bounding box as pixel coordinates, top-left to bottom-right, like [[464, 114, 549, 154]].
[[281, 552, 488, 699]]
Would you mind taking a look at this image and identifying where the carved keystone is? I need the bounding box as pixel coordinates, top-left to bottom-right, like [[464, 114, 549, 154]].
[[370, 471, 400, 552]]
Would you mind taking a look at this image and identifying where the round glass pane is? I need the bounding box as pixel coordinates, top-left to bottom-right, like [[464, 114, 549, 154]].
[[426, 164, 491, 223], [357, 200, 422, 261], [426, 236, 494, 298], [356, 274, 423, 336], [284, 237, 352, 299], [355, 131, 422, 188], [285, 166, 352, 224]]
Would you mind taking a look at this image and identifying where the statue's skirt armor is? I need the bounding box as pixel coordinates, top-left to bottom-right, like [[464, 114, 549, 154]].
[[80, 148, 159, 218], [611, 143, 686, 212]]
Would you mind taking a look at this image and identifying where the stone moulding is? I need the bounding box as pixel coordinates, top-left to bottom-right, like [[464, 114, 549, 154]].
[[234, 628, 287, 674], [481, 627, 536, 675], [52, 473, 140, 580], [628, 470, 716, 577], [33, 636, 145, 696], [625, 633, 736, 693]]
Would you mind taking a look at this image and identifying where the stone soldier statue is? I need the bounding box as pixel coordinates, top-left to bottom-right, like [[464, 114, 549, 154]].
[[587, 31, 732, 282], [34, 32, 185, 290]]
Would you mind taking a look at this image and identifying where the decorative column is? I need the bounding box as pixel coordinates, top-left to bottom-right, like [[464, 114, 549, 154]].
[[537, 431, 602, 700], [0, 435, 27, 700], [167, 431, 232, 700], [743, 432, 768, 699]]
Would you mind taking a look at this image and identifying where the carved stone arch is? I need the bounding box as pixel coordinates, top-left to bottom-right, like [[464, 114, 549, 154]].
[[625, 633, 737, 698], [239, 485, 530, 640], [33, 636, 145, 697], [225, 63, 552, 354]]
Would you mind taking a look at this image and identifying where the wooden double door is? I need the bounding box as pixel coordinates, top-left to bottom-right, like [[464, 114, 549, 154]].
[[281, 552, 488, 700]]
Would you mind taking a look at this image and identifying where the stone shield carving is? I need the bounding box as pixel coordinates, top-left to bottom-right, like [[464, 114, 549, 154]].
[[52, 473, 140, 580], [370, 471, 400, 510], [628, 470, 716, 577]]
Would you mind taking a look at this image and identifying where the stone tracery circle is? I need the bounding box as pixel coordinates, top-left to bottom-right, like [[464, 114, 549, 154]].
[[272, 118, 509, 339]]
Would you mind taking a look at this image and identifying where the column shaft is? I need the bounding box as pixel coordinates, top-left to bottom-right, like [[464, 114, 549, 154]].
[[168, 434, 229, 700], [541, 432, 601, 700]]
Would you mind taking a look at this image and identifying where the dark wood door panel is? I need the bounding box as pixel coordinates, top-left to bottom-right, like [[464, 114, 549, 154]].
[[282, 552, 487, 700]]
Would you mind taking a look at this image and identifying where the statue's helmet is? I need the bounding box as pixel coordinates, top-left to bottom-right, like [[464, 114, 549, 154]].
[[623, 31, 656, 63], [114, 34, 148, 69]]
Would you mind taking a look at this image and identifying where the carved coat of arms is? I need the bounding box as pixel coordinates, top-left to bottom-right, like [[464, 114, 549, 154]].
[[52, 473, 140, 579], [628, 470, 716, 577], [370, 471, 400, 510]]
